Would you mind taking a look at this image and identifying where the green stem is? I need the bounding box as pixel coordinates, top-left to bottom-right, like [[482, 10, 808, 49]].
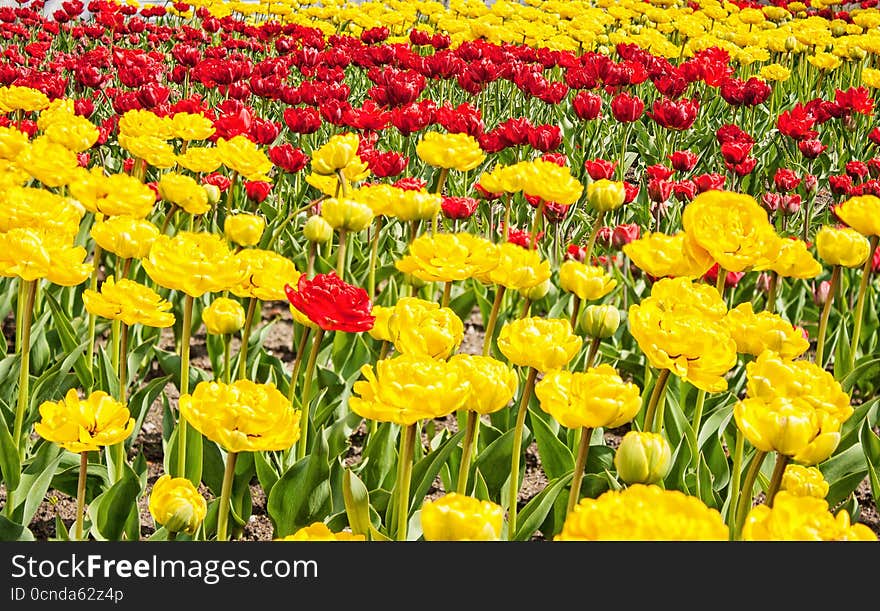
[[433, 168, 449, 234], [583, 210, 606, 264], [849, 235, 879, 370], [690, 388, 707, 500], [109, 323, 129, 484], [482, 286, 506, 357], [508, 368, 538, 539], [456, 411, 479, 494], [765, 453, 789, 507], [618, 123, 631, 182], [287, 327, 312, 404], [223, 171, 238, 217], [14, 279, 23, 352], [815, 265, 840, 366], [176, 294, 194, 479], [569, 296, 582, 330], [735, 450, 768, 539], [237, 298, 259, 381], [643, 369, 671, 433], [74, 451, 88, 541], [222, 335, 231, 384], [715, 266, 727, 299], [12, 279, 36, 462], [396, 423, 417, 541], [306, 242, 316, 280], [296, 328, 325, 461], [529, 201, 545, 251], [765, 272, 779, 314], [336, 229, 348, 278], [86, 245, 102, 383], [216, 451, 238, 541], [367, 217, 383, 298], [441, 281, 452, 308], [585, 337, 601, 370], [727, 430, 745, 541], [566, 427, 592, 515]]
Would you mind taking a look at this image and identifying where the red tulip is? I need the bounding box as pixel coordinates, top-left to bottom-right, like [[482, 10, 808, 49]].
[[284, 273, 375, 333], [362, 149, 408, 178], [268, 144, 308, 174], [668, 150, 698, 172], [527, 124, 562, 152], [612, 223, 640, 248], [610, 92, 644, 123], [703, 263, 745, 289], [773, 168, 801, 192], [693, 173, 726, 193], [672, 180, 697, 202], [584, 158, 617, 180], [572, 91, 601, 120], [245, 181, 271, 203], [798, 139, 827, 159], [442, 196, 479, 220], [777, 104, 818, 140], [645, 164, 674, 181], [283, 106, 321, 134], [846, 160, 869, 180], [648, 97, 699, 130]]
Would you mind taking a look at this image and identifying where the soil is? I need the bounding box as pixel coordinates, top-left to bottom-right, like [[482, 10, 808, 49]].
[[3, 303, 879, 541]]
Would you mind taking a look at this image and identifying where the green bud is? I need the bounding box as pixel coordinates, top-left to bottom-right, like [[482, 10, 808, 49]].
[[520, 278, 552, 301], [203, 184, 221, 205], [580, 304, 620, 339], [303, 214, 333, 244], [614, 431, 672, 485]]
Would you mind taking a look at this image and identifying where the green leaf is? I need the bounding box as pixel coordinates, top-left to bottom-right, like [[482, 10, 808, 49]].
[[473, 427, 528, 499], [408, 430, 464, 512], [859, 419, 880, 515], [0, 515, 33, 541], [254, 451, 280, 499], [360, 421, 398, 490], [473, 469, 490, 501], [267, 428, 331, 537], [833, 320, 851, 381], [0, 414, 20, 490], [44, 295, 93, 389], [164, 422, 203, 488], [342, 468, 371, 538], [95, 468, 141, 541], [820, 444, 867, 507], [13, 442, 63, 526], [125, 375, 171, 451], [529, 409, 573, 481], [513, 473, 573, 541]]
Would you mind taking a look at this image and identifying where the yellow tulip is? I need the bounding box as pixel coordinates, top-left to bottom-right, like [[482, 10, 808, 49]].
[[224, 213, 266, 247], [559, 260, 617, 301], [143, 231, 246, 298], [35, 389, 134, 453], [83, 276, 175, 328], [157, 172, 211, 215], [587, 179, 626, 212], [202, 297, 246, 335], [815, 226, 870, 268], [624, 231, 715, 279], [724, 302, 809, 359], [90, 216, 159, 260], [497, 317, 582, 372], [420, 493, 503, 541], [448, 354, 518, 414], [148, 474, 207, 535], [742, 492, 876, 540], [277, 523, 365, 541], [833, 195, 880, 236], [231, 249, 299, 302], [536, 364, 641, 429], [781, 464, 829, 499], [395, 232, 500, 283], [614, 431, 672, 485], [388, 299, 464, 360], [416, 131, 485, 171]]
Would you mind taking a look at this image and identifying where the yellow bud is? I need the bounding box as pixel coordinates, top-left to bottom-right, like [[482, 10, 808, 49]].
[[303, 214, 333, 244], [321, 197, 373, 232], [224, 213, 265, 247], [614, 431, 672, 485], [587, 179, 626, 212], [202, 297, 246, 335], [204, 184, 221, 204], [580, 304, 620, 339]]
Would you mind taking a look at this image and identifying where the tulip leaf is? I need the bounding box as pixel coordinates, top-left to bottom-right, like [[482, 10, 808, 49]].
[[859, 420, 880, 514], [125, 374, 172, 452], [360, 422, 398, 491], [820, 444, 868, 507], [0, 514, 33, 541], [267, 428, 331, 537], [44, 294, 93, 389], [473, 468, 490, 501], [513, 472, 573, 541], [833, 321, 851, 381], [254, 451, 280, 498], [473, 427, 530, 500], [409, 430, 465, 513], [95, 466, 141, 541], [0, 414, 20, 491], [12, 441, 63, 527], [528, 408, 573, 481], [164, 421, 203, 489], [841, 356, 880, 395], [343, 467, 371, 538]]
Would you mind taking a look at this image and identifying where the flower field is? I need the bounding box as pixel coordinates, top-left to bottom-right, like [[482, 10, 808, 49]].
[[1, 0, 880, 542]]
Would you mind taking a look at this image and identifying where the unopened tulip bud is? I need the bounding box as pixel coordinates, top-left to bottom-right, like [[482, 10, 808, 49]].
[[850, 46, 867, 61], [813, 280, 831, 306], [803, 174, 818, 196], [202, 297, 246, 335], [785, 36, 798, 51], [587, 179, 626, 212], [614, 431, 671, 485], [224, 213, 265, 246], [580, 304, 620, 339], [203, 184, 221, 204], [520, 278, 552, 301], [303, 214, 333, 244]]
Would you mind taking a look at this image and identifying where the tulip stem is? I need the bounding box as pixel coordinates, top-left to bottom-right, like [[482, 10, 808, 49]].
[[176, 294, 194, 479], [441, 281, 452, 308], [222, 335, 231, 384], [296, 328, 325, 461], [765, 272, 779, 314], [12, 279, 36, 463], [690, 388, 707, 500], [849, 235, 879, 370], [335, 170, 349, 198], [237, 298, 259, 381], [216, 451, 238, 541], [287, 327, 312, 405], [734, 450, 768, 539], [715, 266, 727, 299], [765, 453, 789, 507], [367, 217, 383, 298], [529, 201, 545, 251], [108, 322, 129, 484], [395, 423, 417, 541], [86, 245, 102, 383], [643, 369, 671, 434], [815, 265, 840, 367], [583, 210, 606, 265], [508, 367, 538, 540], [482, 286, 506, 358], [618, 124, 631, 182], [456, 411, 479, 494], [223, 171, 238, 217], [433, 168, 449, 234], [585, 337, 601, 370], [306, 242, 316, 280], [727, 430, 745, 541], [520, 298, 531, 318], [336, 229, 348, 279], [74, 451, 88, 542], [567, 427, 592, 515]]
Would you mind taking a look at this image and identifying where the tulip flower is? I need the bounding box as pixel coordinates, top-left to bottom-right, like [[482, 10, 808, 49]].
[[742, 492, 876, 541], [149, 475, 207, 538], [421, 494, 503, 541]]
